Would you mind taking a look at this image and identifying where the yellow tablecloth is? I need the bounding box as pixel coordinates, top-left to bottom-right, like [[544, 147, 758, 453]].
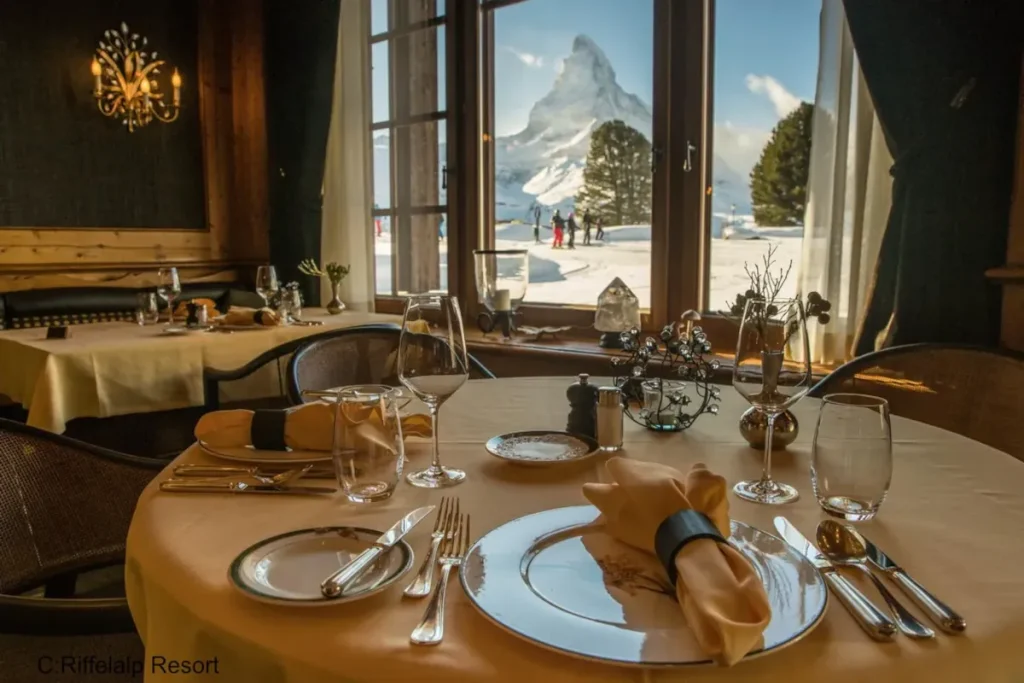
[[0, 310, 400, 433], [126, 378, 1024, 682]]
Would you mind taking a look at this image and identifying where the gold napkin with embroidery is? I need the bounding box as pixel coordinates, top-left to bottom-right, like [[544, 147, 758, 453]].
[[582, 457, 771, 666], [194, 402, 431, 452]]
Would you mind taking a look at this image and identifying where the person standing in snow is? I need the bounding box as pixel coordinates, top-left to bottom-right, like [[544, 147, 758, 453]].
[[582, 209, 593, 246], [567, 212, 577, 249], [595, 216, 605, 241], [533, 204, 542, 244], [551, 209, 565, 248]]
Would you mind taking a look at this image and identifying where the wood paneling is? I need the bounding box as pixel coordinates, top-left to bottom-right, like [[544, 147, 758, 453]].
[[0, 0, 269, 291]]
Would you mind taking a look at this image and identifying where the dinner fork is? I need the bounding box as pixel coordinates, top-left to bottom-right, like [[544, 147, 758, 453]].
[[410, 512, 469, 646], [404, 497, 457, 597], [174, 464, 332, 481]]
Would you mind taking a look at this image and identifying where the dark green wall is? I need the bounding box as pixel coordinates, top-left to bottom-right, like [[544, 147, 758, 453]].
[[0, 0, 205, 229]]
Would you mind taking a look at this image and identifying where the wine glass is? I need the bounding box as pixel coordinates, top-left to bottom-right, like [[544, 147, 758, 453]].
[[398, 294, 469, 488], [256, 265, 279, 307], [732, 298, 811, 504], [156, 268, 182, 325]]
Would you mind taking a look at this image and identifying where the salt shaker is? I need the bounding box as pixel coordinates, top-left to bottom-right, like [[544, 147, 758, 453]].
[[596, 386, 623, 452], [566, 374, 598, 438]]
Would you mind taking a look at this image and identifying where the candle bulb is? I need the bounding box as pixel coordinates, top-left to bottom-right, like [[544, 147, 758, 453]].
[[493, 289, 511, 312], [171, 69, 181, 107], [90, 58, 102, 95], [140, 77, 151, 109]]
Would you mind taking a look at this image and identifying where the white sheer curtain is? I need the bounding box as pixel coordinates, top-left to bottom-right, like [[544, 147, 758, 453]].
[[321, 0, 375, 311], [799, 0, 893, 364]]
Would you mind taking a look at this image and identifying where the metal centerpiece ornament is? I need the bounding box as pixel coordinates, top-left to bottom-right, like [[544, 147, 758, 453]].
[[611, 312, 721, 432], [474, 250, 528, 338]]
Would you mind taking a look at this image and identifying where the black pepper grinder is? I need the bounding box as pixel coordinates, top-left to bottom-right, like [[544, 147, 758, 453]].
[[566, 373, 598, 438]]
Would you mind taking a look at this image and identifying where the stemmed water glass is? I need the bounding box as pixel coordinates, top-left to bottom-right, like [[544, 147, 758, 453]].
[[398, 294, 469, 489], [732, 298, 811, 504], [256, 265, 279, 307], [156, 268, 181, 326]]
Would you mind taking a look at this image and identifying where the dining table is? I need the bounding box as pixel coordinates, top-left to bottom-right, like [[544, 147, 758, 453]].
[[125, 376, 1024, 682], [0, 309, 400, 433]]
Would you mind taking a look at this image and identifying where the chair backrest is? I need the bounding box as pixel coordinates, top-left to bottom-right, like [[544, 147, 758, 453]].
[[287, 325, 495, 401], [809, 343, 1024, 462], [0, 420, 162, 596]]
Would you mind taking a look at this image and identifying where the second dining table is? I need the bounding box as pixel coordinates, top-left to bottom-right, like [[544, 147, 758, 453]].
[[125, 377, 1024, 682]]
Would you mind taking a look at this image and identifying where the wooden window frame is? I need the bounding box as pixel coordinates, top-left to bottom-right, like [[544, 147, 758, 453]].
[[375, 0, 740, 349]]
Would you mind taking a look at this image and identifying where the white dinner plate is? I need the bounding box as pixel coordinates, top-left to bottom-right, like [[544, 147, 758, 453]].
[[229, 526, 413, 606], [198, 440, 332, 464], [460, 505, 828, 668], [485, 431, 600, 467]]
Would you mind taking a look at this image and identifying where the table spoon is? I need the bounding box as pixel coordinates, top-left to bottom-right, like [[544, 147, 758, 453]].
[[816, 520, 935, 639]]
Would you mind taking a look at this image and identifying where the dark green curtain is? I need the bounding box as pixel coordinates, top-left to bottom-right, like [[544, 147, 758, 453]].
[[845, 1, 1021, 354], [264, 0, 341, 306]]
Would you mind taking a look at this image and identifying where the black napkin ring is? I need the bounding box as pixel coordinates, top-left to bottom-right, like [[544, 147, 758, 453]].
[[654, 510, 727, 585], [251, 410, 289, 451]]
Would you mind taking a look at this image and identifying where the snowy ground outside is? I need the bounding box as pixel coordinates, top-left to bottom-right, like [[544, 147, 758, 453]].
[[375, 221, 802, 312]]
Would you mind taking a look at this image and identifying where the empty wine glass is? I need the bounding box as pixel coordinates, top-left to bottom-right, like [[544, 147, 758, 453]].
[[732, 298, 811, 504], [156, 268, 181, 326], [398, 294, 469, 488], [256, 265, 279, 307]]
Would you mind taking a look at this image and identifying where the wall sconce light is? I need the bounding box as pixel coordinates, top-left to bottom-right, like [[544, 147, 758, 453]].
[[91, 22, 181, 132]]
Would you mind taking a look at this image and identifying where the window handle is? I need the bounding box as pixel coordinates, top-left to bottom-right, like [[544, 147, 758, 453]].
[[441, 165, 448, 190], [651, 146, 663, 174], [683, 141, 697, 173]]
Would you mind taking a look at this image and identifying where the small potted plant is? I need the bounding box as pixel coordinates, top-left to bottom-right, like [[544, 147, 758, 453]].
[[298, 259, 350, 314], [722, 245, 831, 450]]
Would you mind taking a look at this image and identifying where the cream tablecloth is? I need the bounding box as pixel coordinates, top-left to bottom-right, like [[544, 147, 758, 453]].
[[0, 310, 399, 433], [126, 378, 1024, 682]]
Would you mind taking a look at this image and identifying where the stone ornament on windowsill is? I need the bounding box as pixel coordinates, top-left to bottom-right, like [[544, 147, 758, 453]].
[[595, 277, 641, 349], [721, 244, 832, 450], [298, 259, 350, 315]]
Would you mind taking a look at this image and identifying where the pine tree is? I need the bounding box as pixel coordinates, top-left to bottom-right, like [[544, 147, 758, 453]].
[[750, 101, 813, 226], [576, 120, 652, 226]]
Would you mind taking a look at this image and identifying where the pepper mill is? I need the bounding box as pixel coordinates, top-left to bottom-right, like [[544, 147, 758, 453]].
[[566, 373, 598, 438]]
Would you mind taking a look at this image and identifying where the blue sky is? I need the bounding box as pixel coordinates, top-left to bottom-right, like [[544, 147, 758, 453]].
[[371, 0, 820, 185]]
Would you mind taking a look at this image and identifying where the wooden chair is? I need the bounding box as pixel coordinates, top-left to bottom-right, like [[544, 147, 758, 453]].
[[0, 419, 164, 681], [809, 343, 1024, 462], [288, 325, 495, 401]]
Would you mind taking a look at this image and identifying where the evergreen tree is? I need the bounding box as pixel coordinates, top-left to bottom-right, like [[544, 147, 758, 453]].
[[750, 101, 813, 226], [576, 120, 652, 225]]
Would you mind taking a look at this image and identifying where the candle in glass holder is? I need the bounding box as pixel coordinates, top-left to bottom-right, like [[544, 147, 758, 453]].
[[493, 289, 511, 311], [171, 69, 181, 106], [90, 58, 102, 95]]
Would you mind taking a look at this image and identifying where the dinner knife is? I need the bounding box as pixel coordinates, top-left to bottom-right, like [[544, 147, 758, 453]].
[[173, 464, 336, 479], [321, 505, 435, 598], [856, 527, 967, 634], [159, 480, 336, 495], [774, 517, 897, 641]]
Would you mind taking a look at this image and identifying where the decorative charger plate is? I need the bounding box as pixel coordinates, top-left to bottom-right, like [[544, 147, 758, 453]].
[[460, 505, 828, 668], [198, 440, 332, 464], [229, 526, 413, 606], [485, 431, 600, 467]]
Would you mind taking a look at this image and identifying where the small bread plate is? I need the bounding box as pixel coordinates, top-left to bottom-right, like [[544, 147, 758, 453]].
[[198, 440, 332, 464], [485, 430, 600, 467], [230, 526, 413, 606]]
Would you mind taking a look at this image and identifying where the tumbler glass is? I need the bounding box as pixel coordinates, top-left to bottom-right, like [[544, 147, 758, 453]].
[[811, 393, 893, 521], [331, 385, 404, 503], [136, 292, 160, 325]]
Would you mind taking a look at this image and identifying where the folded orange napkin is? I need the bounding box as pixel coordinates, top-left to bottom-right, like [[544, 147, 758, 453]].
[[582, 458, 771, 666], [194, 401, 431, 451], [219, 306, 282, 327]]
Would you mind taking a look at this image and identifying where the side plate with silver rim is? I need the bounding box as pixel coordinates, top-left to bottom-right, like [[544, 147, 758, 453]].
[[459, 505, 828, 668], [229, 526, 413, 606], [485, 431, 600, 467]]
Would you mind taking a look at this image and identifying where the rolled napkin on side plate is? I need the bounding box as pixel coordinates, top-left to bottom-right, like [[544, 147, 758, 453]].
[[219, 306, 282, 327], [173, 297, 219, 318], [195, 401, 431, 451], [582, 457, 771, 666]]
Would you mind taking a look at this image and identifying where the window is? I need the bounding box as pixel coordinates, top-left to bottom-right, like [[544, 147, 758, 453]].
[[370, 0, 448, 297], [708, 0, 820, 311], [483, 0, 655, 309]]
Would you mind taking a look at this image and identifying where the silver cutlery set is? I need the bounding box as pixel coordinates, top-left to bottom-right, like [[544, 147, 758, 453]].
[[160, 463, 337, 495], [775, 517, 966, 641]]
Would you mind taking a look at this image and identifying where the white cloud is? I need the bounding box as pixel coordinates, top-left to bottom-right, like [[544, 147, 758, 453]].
[[504, 46, 544, 68], [745, 74, 802, 118], [715, 121, 771, 178]]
